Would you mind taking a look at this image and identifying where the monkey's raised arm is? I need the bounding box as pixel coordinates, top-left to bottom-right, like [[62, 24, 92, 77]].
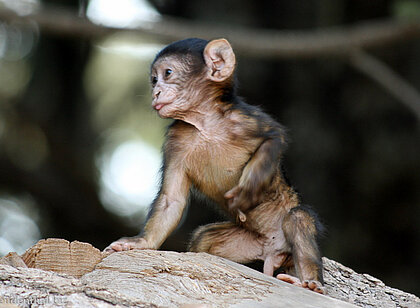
[[225, 125, 287, 212]]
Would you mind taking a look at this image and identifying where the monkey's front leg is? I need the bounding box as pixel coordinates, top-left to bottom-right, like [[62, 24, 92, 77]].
[[104, 167, 190, 253], [104, 194, 188, 252], [225, 138, 282, 212]]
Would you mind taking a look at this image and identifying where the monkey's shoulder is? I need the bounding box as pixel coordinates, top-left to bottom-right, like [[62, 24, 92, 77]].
[[229, 102, 288, 140]]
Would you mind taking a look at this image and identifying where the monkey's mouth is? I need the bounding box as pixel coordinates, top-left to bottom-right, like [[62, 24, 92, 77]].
[[153, 102, 171, 111], [153, 103, 168, 111]]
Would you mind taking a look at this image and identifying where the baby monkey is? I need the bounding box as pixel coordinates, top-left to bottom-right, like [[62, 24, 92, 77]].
[[105, 38, 324, 293]]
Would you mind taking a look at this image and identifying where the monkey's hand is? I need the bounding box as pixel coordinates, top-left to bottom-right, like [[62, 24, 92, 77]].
[[225, 138, 283, 212], [103, 237, 152, 253], [224, 184, 261, 213]]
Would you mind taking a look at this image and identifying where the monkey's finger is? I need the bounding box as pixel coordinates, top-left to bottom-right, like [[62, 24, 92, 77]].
[[226, 196, 235, 209], [103, 245, 120, 253], [110, 243, 124, 252], [276, 274, 302, 286], [233, 192, 254, 212], [108, 242, 131, 252], [225, 187, 242, 210], [224, 186, 241, 199]]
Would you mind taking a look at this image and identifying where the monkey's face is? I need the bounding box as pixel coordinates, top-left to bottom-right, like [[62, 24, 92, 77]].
[[150, 55, 205, 119], [150, 39, 236, 120]]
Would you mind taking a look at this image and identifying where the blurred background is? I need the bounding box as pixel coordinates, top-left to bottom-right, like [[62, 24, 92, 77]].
[[0, 0, 419, 295]]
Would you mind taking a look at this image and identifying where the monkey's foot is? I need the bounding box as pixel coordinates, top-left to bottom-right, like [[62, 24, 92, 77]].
[[103, 237, 150, 253], [302, 280, 325, 294], [276, 274, 325, 294]]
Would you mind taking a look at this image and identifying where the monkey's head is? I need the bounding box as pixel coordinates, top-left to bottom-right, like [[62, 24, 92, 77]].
[[150, 38, 236, 119]]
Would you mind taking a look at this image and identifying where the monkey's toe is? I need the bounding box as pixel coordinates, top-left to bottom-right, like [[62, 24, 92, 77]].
[[302, 280, 325, 294], [277, 275, 325, 294], [276, 274, 302, 286]]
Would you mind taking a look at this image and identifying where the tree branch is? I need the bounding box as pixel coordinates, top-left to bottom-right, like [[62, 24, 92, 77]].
[[2, 6, 420, 121], [350, 50, 420, 121], [1, 241, 420, 308], [1, 6, 420, 59]]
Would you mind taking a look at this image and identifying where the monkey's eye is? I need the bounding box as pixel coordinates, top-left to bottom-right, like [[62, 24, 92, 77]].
[[151, 76, 158, 86], [165, 69, 173, 77]]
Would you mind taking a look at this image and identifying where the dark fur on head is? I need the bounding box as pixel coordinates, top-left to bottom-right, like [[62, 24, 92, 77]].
[[152, 38, 208, 69]]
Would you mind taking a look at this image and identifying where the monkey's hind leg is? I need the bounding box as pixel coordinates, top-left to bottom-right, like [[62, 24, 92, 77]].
[[281, 206, 325, 294], [189, 222, 264, 264]]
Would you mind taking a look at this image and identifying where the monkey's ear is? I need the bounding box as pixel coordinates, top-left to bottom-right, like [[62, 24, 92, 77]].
[[204, 39, 236, 82]]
